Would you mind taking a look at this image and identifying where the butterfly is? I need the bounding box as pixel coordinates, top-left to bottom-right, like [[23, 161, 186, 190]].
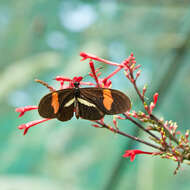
[[38, 81, 131, 121]]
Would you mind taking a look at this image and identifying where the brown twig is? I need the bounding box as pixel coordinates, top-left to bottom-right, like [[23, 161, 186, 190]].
[[123, 114, 161, 143], [95, 121, 165, 152]]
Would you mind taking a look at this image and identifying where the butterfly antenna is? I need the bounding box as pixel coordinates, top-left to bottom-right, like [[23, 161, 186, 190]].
[[35, 79, 55, 92]]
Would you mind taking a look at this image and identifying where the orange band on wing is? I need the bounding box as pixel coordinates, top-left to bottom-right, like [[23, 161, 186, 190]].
[[103, 89, 113, 111], [51, 92, 59, 114]]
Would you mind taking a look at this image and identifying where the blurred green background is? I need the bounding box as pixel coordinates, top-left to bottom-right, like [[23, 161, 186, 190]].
[[0, 0, 190, 190]]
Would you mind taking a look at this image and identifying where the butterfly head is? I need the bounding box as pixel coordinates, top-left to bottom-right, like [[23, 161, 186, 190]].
[[74, 81, 80, 88], [72, 76, 83, 88]]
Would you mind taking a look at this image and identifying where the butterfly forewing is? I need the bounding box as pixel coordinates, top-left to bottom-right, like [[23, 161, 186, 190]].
[[80, 88, 131, 115], [38, 93, 57, 119], [38, 89, 75, 121], [105, 89, 131, 114]]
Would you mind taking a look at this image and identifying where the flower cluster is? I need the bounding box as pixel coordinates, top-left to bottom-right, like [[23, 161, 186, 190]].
[[15, 52, 190, 174]]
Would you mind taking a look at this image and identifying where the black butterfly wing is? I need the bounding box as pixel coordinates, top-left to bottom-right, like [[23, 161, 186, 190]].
[[79, 88, 131, 115], [38, 89, 75, 121]]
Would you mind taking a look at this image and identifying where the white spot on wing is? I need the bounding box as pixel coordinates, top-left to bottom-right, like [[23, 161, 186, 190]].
[[77, 98, 96, 107], [64, 98, 75, 107]]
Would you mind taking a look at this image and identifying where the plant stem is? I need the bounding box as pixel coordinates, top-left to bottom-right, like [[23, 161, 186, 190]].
[[96, 121, 165, 151], [123, 114, 161, 142], [129, 71, 180, 145]]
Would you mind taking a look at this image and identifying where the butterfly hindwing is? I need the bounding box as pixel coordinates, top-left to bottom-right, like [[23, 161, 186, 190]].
[[77, 96, 105, 120], [56, 90, 75, 121]]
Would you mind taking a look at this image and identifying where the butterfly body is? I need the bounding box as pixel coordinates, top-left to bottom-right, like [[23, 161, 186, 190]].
[[38, 82, 131, 121]]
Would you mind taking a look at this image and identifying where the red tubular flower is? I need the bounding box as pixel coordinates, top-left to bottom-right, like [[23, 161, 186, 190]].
[[135, 70, 141, 80], [18, 118, 51, 135], [89, 60, 100, 87], [185, 130, 189, 140], [142, 85, 147, 97], [73, 76, 83, 83], [101, 78, 112, 88], [80, 52, 91, 61], [60, 81, 64, 89], [131, 111, 138, 118], [67, 76, 83, 88], [54, 76, 72, 89], [115, 115, 125, 120], [54, 76, 72, 82], [92, 124, 102, 128], [80, 52, 120, 66], [123, 149, 153, 162], [149, 102, 155, 114], [123, 53, 135, 66], [80, 52, 102, 62], [133, 64, 141, 71], [153, 93, 159, 105], [15, 106, 38, 117], [69, 76, 83, 88], [149, 93, 159, 114], [112, 116, 118, 129]]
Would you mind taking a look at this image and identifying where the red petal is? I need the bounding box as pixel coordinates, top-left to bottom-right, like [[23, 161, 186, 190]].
[[123, 149, 153, 162], [130, 153, 136, 162], [17, 118, 51, 135], [153, 93, 159, 105]]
